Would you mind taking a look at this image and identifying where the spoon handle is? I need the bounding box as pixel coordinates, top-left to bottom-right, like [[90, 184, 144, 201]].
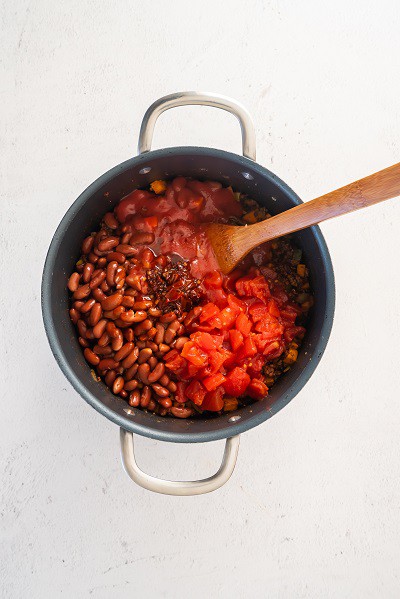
[[242, 161, 400, 245]]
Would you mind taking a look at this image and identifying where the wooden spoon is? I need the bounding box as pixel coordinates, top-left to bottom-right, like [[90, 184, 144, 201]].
[[205, 162, 400, 274]]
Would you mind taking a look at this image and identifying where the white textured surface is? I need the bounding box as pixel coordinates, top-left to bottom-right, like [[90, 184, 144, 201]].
[[1, 1, 400, 597]]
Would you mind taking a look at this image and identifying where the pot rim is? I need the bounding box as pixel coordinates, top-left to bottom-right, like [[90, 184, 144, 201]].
[[41, 146, 335, 443]]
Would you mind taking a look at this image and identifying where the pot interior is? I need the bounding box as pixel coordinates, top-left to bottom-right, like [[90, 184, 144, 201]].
[[42, 147, 335, 442]]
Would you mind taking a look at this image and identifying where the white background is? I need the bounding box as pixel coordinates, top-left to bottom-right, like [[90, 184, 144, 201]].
[[1, 1, 400, 597]]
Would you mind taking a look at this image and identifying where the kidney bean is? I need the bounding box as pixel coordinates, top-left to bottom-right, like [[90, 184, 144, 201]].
[[125, 273, 142, 290], [158, 408, 168, 417], [134, 319, 153, 336], [167, 380, 177, 393], [129, 390, 140, 407], [105, 369, 117, 387], [124, 380, 138, 392], [92, 287, 106, 302], [89, 303, 102, 326], [173, 336, 189, 350], [131, 232, 155, 245], [119, 310, 137, 323], [170, 406, 193, 418], [103, 212, 118, 229], [82, 235, 95, 254], [141, 248, 154, 269], [158, 397, 172, 409], [136, 340, 145, 349], [116, 244, 138, 255], [106, 261, 118, 286], [106, 251, 125, 264], [98, 236, 119, 252], [155, 255, 167, 267], [93, 319, 107, 339], [97, 332, 110, 347], [152, 383, 169, 398], [154, 323, 165, 344], [72, 300, 84, 311], [106, 321, 119, 338], [98, 358, 119, 371], [147, 399, 156, 411], [158, 343, 170, 353], [159, 374, 170, 387], [148, 362, 165, 383], [176, 324, 185, 336], [125, 362, 139, 380], [77, 319, 87, 337], [73, 284, 91, 300], [159, 311, 177, 324], [89, 270, 106, 290], [164, 320, 180, 344], [115, 266, 126, 284], [121, 295, 136, 308], [140, 386, 151, 408], [100, 280, 110, 293], [68, 272, 81, 292], [114, 342, 134, 362], [184, 306, 202, 327], [138, 348, 153, 364], [148, 356, 157, 370], [80, 298, 95, 314], [82, 348, 99, 366], [88, 252, 98, 264], [138, 363, 150, 383], [148, 307, 162, 317], [101, 293, 123, 311], [112, 305, 125, 319], [112, 376, 124, 394], [76, 262, 84, 273], [121, 232, 132, 245], [145, 341, 158, 353], [120, 389, 128, 399], [124, 288, 137, 298], [69, 308, 80, 324], [146, 327, 157, 340], [79, 336, 89, 348], [98, 257, 107, 267], [93, 344, 113, 356], [123, 328, 134, 342], [111, 330, 124, 351], [121, 346, 139, 369], [133, 300, 153, 310], [82, 263, 94, 283]]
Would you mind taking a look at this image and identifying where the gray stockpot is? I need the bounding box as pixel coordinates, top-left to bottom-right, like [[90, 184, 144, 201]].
[[41, 92, 335, 496]]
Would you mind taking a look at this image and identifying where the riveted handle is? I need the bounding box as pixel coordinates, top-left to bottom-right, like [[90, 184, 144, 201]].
[[120, 429, 240, 496], [138, 91, 256, 160]]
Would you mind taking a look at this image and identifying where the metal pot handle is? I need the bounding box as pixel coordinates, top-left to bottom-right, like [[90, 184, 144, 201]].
[[138, 91, 256, 160], [120, 429, 240, 496]]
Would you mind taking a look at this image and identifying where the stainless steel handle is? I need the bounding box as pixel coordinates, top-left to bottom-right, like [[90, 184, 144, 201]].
[[120, 429, 240, 496], [138, 91, 256, 160]]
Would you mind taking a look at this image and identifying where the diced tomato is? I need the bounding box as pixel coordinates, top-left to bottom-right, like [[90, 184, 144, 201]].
[[246, 355, 265, 378], [185, 380, 206, 405], [199, 303, 220, 323], [207, 349, 232, 375], [229, 329, 243, 351], [240, 337, 257, 359], [202, 387, 224, 411], [247, 378, 269, 399], [248, 276, 271, 300], [203, 373, 226, 392], [175, 381, 188, 403], [227, 293, 246, 313], [181, 341, 208, 367], [219, 307, 237, 328], [143, 215, 158, 229], [268, 298, 281, 317], [164, 350, 186, 371], [191, 332, 219, 351], [248, 301, 269, 322], [204, 270, 223, 289], [223, 270, 245, 293], [235, 275, 254, 297], [236, 312, 252, 336], [223, 367, 250, 397], [262, 341, 283, 359], [207, 315, 222, 329]]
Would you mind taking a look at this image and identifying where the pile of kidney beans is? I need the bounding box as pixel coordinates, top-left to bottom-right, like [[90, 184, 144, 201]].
[[68, 178, 312, 418]]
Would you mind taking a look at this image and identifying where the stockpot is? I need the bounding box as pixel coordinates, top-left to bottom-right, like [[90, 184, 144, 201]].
[[42, 92, 335, 496]]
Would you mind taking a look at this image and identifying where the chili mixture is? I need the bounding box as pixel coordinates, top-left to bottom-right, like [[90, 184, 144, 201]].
[[68, 178, 313, 418]]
